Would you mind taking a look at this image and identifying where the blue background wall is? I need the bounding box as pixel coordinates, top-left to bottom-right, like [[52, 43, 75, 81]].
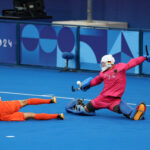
[[0, 23, 16, 64], [0, 0, 150, 29], [0, 21, 149, 75], [20, 24, 77, 69], [18, 23, 141, 74], [79, 28, 139, 74]]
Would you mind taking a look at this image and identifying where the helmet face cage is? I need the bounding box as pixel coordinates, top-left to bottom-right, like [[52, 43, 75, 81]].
[[100, 55, 115, 72]]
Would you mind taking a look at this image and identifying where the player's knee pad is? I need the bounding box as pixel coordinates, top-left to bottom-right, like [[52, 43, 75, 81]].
[[119, 101, 146, 120], [119, 101, 133, 116]]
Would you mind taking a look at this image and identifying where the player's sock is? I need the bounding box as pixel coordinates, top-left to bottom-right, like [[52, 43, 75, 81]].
[[27, 98, 52, 105], [35, 113, 58, 120]]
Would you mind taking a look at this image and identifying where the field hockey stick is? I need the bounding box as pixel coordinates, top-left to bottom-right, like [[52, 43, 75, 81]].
[[145, 45, 149, 56]]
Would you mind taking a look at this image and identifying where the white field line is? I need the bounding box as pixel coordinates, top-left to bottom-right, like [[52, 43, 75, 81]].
[[0, 91, 149, 107], [5, 136, 15, 138]]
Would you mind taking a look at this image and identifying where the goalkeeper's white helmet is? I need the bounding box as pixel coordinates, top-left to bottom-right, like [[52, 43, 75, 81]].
[[100, 55, 115, 72]]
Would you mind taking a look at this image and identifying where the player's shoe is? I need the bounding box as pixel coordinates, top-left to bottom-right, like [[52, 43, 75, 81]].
[[50, 96, 56, 103], [57, 113, 64, 120], [134, 103, 146, 120]]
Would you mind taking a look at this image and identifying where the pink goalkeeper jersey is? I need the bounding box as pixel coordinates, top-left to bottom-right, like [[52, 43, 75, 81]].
[[90, 56, 146, 98]]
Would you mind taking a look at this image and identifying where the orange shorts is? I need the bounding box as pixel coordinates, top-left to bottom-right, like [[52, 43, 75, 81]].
[[0, 100, 25, 121]]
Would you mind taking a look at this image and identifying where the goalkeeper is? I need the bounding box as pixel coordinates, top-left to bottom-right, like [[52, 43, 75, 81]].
[[66, 55, 150, 120]]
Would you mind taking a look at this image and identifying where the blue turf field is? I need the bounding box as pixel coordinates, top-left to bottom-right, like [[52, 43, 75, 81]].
[[0, 66, 150, 150]]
